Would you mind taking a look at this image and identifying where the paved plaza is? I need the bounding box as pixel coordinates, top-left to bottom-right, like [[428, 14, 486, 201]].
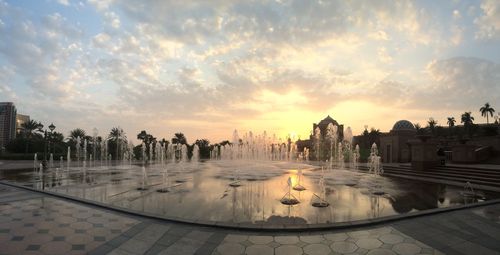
[[0, 183, 499, 255]]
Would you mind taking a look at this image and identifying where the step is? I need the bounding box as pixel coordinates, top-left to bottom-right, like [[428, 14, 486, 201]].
[[381, 169, 500, 187], [382, 168, 500, 183]]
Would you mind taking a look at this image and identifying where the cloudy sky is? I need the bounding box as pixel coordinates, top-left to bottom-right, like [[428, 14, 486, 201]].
[[1, 0, 500, 143]]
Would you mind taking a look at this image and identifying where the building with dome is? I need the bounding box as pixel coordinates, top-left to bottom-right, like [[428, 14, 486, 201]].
[[379, 120, 417, 163], [312, 115, 344, 141], [295, 115, 344, 160]]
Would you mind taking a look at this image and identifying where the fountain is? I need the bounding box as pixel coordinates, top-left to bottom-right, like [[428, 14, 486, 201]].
[[311, 169, 329, 207], [368, 143, 383, 175], [229, 168, 242, 187], [280, 177, 300, 205], [157, 166, 170, 193], [351, 144, 360, 170], [192, 144, 199, 162], [337, 142, 345, 169], [137, 166, 149, 190], [326, 123, 337, 165], [33, 153, 38, 169], [76, 136, 81, 166], [67, 147, 71, 170], [293, 168, 306, 191], [3, 126, 498, 228]]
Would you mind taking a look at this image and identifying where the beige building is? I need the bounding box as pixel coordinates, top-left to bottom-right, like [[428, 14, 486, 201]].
[[380, 120, 416, 163], [16, 114, 30, 135]]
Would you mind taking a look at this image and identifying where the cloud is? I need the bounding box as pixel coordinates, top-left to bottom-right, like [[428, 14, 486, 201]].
[[413, 57, 500, 109], [475, 0, 500, 39]]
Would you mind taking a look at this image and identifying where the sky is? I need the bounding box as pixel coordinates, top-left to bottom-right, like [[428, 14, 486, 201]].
[[0, 0, 500, 144]]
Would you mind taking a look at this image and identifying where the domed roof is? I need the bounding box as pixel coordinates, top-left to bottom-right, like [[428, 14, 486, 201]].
[[392, 120, 415, 131], [318, 115, 339, 126]]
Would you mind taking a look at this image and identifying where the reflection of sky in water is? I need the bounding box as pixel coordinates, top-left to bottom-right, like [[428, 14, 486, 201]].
[[1, 160, 498, 225]]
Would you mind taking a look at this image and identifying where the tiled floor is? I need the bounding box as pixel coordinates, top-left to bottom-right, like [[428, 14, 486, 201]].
[[212, 227, 441, 255], [1, 183, 500, 255], [0, 186, 138, 255]]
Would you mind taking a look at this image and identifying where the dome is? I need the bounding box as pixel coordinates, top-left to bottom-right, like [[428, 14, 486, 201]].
[[318, 115, 339, 126], [392, 120, 415, 131]]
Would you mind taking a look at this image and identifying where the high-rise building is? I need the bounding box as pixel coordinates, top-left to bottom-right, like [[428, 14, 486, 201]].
[[0, 102, 17, 149], [16, 114, 30, 135]]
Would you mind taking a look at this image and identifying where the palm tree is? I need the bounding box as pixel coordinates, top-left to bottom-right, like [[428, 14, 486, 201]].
[[480, 102, 495, 124], [68, 128, 86, 142], [461, 112, 475, 137], [447, 117, 456, 128], [427, 118, 438, 136], [172, 133, 187, 145], [21, 120, 42, 139], [20, 119, 42, 153], [108, 127, 126, 160], [447, 117, 456, 136]]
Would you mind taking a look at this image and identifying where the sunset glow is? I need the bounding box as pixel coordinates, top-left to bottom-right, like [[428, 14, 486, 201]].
[[1, 0, 499, 142]]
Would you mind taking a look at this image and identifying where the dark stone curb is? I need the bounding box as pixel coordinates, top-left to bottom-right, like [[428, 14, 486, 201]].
[[2, 180, 500, 232]]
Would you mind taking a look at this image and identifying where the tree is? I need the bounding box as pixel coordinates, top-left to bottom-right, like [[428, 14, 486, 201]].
[[427, 118, 438, 136], [461, 112, 475, 137], [480, 102, 495, 124], [447, 117, 456, 128], [68, 128, 86, 142], [195, 139, 211, 159], [108, 127, 126, 160], [171, 133, 187, 145], [21, 120, 42, 139], [137, 130, 155, 160], [447, 117, 456, 136], [20, 119, 42, 153]]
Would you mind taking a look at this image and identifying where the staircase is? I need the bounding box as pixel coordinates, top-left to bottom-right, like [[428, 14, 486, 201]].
[[358, 164, 500, 190]]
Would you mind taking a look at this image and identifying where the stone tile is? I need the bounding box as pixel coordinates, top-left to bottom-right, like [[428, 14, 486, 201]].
[[66, 233, 93, 244], [275, 245, 303, 255], [324, 232, 348, 241], [299, 235, 324, 244], [330, 241, 358, 253], [134, 224, 170, 242], [23, 233, 53, 244], [223, 234, 248, 243], [241, 239, 253, 247], [40, 241, 72, 255], [185, 230, 213, 242], [245, 244, 274, 255], [303, 243, 331, 255], [248, 235, 273, 244], [216, 243, 244, 255], [274, 236, 299, 244], [348, 230, 371, 238], [108, 248, 136, 255], [157, 237, 204, 255], [355, 238, 382, 249], [392, 243, 421, 255], [267, 241, 281, 248], [368, 227, 393, 235], [117, 238, 153, 254], [379, 234, 405, 244], [366, 248, 397, 255], [156, 233, 182, 247]]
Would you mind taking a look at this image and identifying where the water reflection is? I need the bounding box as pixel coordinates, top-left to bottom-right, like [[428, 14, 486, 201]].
[[0, 160, 498, 226]]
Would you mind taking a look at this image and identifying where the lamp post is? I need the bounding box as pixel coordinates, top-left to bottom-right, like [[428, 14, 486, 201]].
[[38, 123, 56, 169]]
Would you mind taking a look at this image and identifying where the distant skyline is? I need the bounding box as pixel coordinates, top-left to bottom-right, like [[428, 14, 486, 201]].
[[0, 0, 499, 143]]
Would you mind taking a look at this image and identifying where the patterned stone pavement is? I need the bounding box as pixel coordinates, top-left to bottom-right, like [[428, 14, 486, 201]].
[[1, 183, 500, 255]]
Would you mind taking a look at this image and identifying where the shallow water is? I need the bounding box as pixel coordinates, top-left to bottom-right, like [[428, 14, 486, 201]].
[[1, 160, 498, 225]]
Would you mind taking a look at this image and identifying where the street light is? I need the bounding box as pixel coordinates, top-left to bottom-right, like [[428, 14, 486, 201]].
[[38, 123, 56, 169]]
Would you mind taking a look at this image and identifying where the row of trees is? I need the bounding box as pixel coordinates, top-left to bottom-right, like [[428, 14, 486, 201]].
[[3, 119, 225, 161], [416, 103, 497, 138]]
